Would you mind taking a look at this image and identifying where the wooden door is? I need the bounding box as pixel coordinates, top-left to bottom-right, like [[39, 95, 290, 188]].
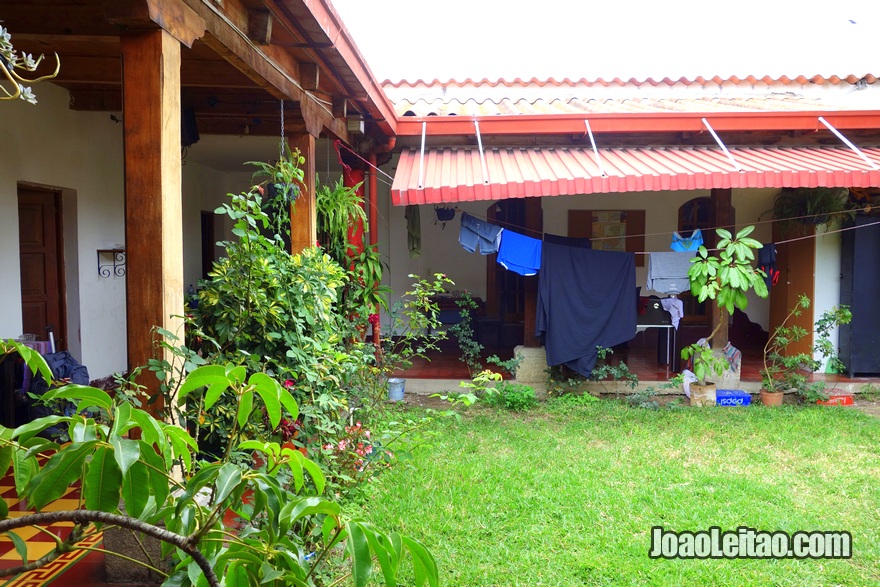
[[486, 200, 525, 322], [18, 189, 66, 350], [769, 222, 814, 356]]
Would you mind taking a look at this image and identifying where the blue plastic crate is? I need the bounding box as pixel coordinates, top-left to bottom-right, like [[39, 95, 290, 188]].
[[716, 389, 751, 406]]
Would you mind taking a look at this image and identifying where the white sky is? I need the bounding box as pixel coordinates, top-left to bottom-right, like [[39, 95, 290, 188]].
[[332, 0, 880, 82]]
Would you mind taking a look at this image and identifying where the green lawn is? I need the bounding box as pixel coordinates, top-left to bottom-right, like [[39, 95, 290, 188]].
[[358, 401, 880, 586]]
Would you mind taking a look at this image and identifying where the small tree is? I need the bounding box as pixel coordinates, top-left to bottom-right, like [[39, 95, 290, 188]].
[[681, 226, 769, 384]]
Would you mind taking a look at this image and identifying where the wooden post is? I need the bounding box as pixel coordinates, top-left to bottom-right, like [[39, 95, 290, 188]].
[[709, 187, 734, 347], [287, 133, 316, 253], [523, 197, 543, 347], [121, 29, 184, 408]]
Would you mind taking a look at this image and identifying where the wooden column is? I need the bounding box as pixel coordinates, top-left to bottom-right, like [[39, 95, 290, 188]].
[[121, 29, 184, 403], [709, 187, 734, 346], [288, 133, 316, 253], [523, 197, 543, 347]]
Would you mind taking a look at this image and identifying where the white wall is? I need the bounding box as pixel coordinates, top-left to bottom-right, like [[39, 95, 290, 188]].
[[1, 84, 244, 380], [0, 84, 126, 379], [813, 225, 843, 370]]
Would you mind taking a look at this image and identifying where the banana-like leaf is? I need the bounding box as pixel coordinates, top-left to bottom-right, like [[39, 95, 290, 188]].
[[401, 535, 440, 587], [250, 373, 282, 429], [237, 389, 254, 429], [346, 521, 372, 587]]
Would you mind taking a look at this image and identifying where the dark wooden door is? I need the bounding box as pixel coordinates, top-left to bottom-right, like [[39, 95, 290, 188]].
[[769, 222, 815, 356], [18, 189, 66, 350], [486, 200, 525, 322]]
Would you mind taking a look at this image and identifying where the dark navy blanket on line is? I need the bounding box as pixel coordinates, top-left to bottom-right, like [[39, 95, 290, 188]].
[[536, 242, 637, 377]]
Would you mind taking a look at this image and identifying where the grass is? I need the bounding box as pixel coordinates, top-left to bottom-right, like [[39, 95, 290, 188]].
[[357, 401, 880, 586]]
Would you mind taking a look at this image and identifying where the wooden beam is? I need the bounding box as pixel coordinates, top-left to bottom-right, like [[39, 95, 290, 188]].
[[121, 29, 184, 410], [299, 61, 320, 91], [181, 0, 349, 142], [287, 133, 316, 253], [247, 10, 273, 45], [104, 0, 206, 48], [332, 96, 347, 119]]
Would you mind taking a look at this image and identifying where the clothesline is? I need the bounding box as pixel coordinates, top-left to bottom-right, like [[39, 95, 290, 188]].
[[449, 205, 878, 254]]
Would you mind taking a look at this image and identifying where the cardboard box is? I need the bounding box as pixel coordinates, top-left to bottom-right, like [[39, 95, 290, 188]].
[[817, 393, 854, 406], [716, 389, 751, 406]]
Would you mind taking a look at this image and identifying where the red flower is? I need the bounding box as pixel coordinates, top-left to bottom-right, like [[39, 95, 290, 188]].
[[284, 379, 294, 389], [368, 313, 380, 327]]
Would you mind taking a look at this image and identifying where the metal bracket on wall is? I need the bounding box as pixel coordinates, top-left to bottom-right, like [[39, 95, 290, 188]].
[[97, 249, 126, 278]]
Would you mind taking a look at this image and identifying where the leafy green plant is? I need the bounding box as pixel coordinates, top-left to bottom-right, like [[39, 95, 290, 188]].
[[448, 293, 483, 377], [546, 346, 638, 396], [0, 342, 439, 587], [773, 187, 856, 227], [247, 144, 306, 238], [761, 294, 852, 401], [434, 369, 503, 409], [484, 381, 537, 411], [316, 177, 367, 263], [0, 26, 59, 103], [486, 353, 523, 378], [681, 226, 769, 384]]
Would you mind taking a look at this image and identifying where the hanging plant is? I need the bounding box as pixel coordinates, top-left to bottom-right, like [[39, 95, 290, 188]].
[[773, 187, 856, 227], [247, 143, 306, 237]]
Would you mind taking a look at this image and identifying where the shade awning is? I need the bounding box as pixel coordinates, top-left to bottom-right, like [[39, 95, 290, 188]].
[[390, 145, 880, 206]]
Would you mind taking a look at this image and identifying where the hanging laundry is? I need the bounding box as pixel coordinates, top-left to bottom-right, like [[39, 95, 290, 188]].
[[660, 297, 685, 330], [458, 212, 503, 255], [497, 230, 542, 276], [543, 233, 591, 249], [757, 243, 779, 288], [536, 242, 636, 377], [670, 228, 704, 252], [646, 251, 695, 294], [404, 205, 421, 258], [722, 341, 742, 372]]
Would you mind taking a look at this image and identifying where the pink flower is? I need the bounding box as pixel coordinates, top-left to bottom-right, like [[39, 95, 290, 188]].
[[368, 313, 380, 327], [284, 379, 294, 389], [256, 185, 265, 196]]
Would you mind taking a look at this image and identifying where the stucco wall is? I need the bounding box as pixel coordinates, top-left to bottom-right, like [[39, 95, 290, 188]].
[[1, 84, 245, 380]]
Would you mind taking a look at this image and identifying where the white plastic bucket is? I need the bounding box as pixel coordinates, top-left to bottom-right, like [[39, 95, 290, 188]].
[[388, 378, 405, 401]]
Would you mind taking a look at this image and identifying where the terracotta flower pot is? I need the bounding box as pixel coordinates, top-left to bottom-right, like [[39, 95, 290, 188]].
[[760, 389, 784, 406]]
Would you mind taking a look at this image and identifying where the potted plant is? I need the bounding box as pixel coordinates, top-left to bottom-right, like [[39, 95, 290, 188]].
[[759, 294, 852, 406], [680, 226, 769, 404], [773, 187, 856, 227], [247, 144, 306, 237]]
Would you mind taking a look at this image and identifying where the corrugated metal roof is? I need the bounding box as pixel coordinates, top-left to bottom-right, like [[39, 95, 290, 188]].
[[391, 145, 880, 205], [383, 75, 879, 88]]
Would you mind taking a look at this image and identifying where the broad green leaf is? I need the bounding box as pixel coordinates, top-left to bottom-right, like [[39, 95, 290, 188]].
[[43, 385, 112, 412], [401, 536, 439, 587], [178, 463, 221, 505], [10, 342, 52, 388], [279, 390, 299, 422], [72, 419, 97, 444], [8, 530, 28, 565], [178, 365, 231, 398], [0, 427, 15, 478], [213, 463, 243, 505], [736, 225, 756, 238], [84, 446, 122, 514], [347, 522, 372, 587], [0, 496, 7, 519], [237, 389, 255, 429], [203, 381, 230, 410], [716, 228, 732, 240], [28, 441, 97, 510], [130, 409, 166, 452], [164, 425, 197, 473], [363, 525, 400, 587], [110, 436, 141, 477], [111, 402, 133, 437], [250, 373, 282, 429], [12, 416, 72, 443], [12, 447, 38, 496], [138, 442, 169, 507], [121, 460, 150, 518]]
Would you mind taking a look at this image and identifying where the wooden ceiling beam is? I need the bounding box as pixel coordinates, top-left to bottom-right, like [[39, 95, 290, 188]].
[[0, 3, 119, 37], [180, 0, 348, 142], [247, 10, 273, 45], [51, 55, 259, 87], [104, 0, 206, 48]]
